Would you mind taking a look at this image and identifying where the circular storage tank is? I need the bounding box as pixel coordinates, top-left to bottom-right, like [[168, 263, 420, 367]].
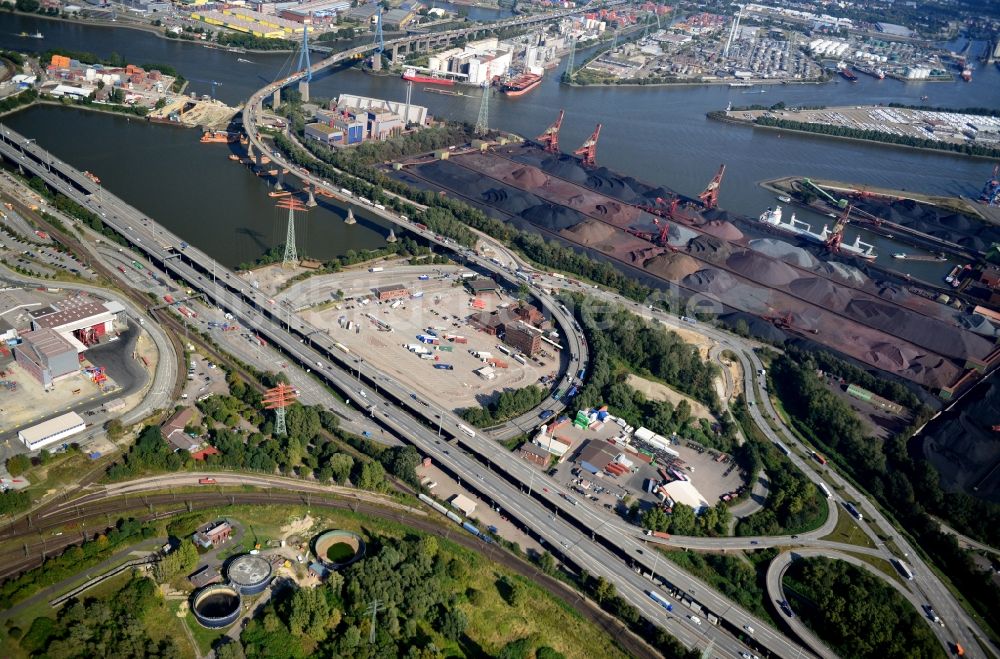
[[192, 584, 242, 629], [312, 530, 366, 569], [226, 554, 273, 595]]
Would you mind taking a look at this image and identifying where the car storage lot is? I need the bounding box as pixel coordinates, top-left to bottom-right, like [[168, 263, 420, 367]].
[[293, 269, 558, 412]]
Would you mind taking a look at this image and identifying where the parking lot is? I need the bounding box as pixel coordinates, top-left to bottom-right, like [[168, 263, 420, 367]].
[[182, 352, 230, 402], [291, 267, 559, 411]]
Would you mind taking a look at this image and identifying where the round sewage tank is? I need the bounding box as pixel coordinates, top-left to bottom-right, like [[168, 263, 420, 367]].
[[192, 584, 242, 629], [312, 530, 366, 569], [226, 554, 273, 595]]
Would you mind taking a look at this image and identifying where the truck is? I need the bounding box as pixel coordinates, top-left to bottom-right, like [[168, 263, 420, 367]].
[[163, 294, 175, 304], [513, 354, 527, 365], [458, 424, 476, 438], [334, 342, 350, 353], [647, 591, 673, 612], [565, 385, 578, 398], [434, 363, 454, 370], [812, 451, 827, 465], [369, 267, 384, 273], [844, 502, 863, 521], [198, 478, 217, 485]]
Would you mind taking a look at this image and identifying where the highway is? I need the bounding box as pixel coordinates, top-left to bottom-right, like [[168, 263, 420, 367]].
[[0, 125, 807, 658]]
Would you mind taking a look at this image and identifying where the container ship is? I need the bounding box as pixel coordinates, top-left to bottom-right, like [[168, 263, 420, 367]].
[[500, 72, 542, 96], [758, 205, 876, 260], [403, 68, 454, 86], [839, 66, 858, 82]]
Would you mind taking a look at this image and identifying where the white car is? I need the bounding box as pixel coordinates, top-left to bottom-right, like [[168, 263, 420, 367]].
[[689, 616, 701, 625], [744, 625, 755, 634]]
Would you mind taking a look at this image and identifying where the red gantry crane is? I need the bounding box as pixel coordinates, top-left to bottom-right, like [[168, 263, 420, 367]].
[[574, 123, 602, 167], [537, 109, 564, 153], [698, 164, 726, 210], [625, 217, 676, 250]]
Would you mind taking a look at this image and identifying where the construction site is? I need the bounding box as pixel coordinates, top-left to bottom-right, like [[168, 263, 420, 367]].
[[383, 113, 1000, 399]]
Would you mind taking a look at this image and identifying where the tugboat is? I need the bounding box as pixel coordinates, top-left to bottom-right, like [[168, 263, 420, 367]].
[[777, 194, 791, 203], [893, 252, 906, 259]]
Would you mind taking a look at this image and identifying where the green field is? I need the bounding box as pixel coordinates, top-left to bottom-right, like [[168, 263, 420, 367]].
[[324, 542, 356, 563]]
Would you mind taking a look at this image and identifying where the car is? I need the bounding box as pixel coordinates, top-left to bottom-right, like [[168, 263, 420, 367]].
[[743, 625, 755, 634], [542, 488, 549, 493], [750, 540, 759, 545], [689, 616, 701, 625]]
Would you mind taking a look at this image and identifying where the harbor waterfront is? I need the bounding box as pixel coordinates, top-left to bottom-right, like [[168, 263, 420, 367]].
[[1, 14, 998, 273]]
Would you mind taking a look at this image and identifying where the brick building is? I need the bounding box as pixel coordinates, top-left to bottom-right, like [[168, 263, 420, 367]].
[[373, 284, 409, 302], [504, 321, 542, 357]]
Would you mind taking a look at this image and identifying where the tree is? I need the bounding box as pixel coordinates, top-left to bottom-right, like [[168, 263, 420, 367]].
[[667, 503, 696, 535], [355, 460, 386, 491], [104, 418, 124, 439], [641, 507, 670, 532], [328, 453, 354, 484], [15, 0, 40, 12], [154, 98, 166, 109], [154, 539, 198, 582], [592, 576, 615, 603], [537, 551, 556, 575], [215, 639, 246, 659], [6, 454, 30, 477], [437, 607, 467, 640]]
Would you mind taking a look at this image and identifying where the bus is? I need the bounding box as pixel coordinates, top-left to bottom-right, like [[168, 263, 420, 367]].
[[457, 424, 476, 438], [647, 591, 673, 612], [892, 559, 915, 581]]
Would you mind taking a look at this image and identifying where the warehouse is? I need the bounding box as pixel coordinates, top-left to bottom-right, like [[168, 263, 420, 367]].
[[448, 493, 477, 517], [30, 296, 124, 348], [17, 411, 86, 451], [336, 93, 429, 127], [13, 328, 79, 386]]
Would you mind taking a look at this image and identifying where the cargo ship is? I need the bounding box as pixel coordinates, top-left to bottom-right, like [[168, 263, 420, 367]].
[[853, 64, 885, 80], [757, 205, 876, 260], [501, 72, 542, 96], [839, 66, 858, 82], [402, 68, 454, 86]]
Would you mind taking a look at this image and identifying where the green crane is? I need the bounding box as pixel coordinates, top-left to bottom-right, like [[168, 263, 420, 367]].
[[802, 178, 848, 209]]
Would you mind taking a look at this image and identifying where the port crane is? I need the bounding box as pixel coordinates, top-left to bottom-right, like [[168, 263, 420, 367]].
[[697, 164, 726, 210], [574, 123, 601, 167], [625, 217, 676, 250], [801, 177, 848, 209], [824, 204, 854, 254], [537, 109, 564, 153]]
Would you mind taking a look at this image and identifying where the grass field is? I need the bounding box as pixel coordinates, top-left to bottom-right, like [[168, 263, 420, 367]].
[[821, 507, 876, 549], [324, 542, 356, 562]]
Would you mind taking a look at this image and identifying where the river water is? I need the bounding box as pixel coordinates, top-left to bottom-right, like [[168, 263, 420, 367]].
[[1, 13, 999, 273]]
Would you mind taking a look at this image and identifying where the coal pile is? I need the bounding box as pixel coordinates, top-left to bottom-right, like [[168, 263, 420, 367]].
[[645, 252, 702, 280], [789, 277, 855, 310], [687, 235, 732, 258], [749, 239, 819, 268], [726, 250, 800, 286], [701, 220, 744, 241], [522, 203, 584, 232]]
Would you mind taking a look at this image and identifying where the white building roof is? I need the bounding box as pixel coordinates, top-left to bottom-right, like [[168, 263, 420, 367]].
[[17, 411, 86, 450], [448, 493, 477, 516], [662, 480, 710, 513]]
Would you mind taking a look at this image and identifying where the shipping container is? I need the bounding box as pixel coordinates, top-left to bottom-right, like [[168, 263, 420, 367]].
[[462, 522, 481, 536]]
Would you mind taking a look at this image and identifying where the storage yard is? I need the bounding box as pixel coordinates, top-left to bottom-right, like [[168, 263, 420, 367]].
[[386, 140, 1000, 396], [732, 105, 1000, 149], [282, 266, 560, 411]]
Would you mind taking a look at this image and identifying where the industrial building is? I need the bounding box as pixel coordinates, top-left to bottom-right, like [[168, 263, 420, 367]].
[[193, 520, 233, 549], [466, 278, 498, 296], [518, 441, 550, 467], [278, 0, 351, 25], [336, 94, 430, 127], [305, 94, 425, 148], [17, 411, 87, 451], [13, 329, 79, 387], [504, 321, 542, 357], [373, 284, 409, 302], [192, 8, 305, 38], [426, 37, 514, 85], [30, 296, 125, 348]]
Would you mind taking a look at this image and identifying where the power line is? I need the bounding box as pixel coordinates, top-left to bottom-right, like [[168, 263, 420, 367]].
[[475, 83, 490, 136], [366, 598, 382, 644]]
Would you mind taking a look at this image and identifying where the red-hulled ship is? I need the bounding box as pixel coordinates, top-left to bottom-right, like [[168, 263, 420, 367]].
[[839, 66, 858, 82], [402, 68, 454, 86], [501, 72, 543, 96]]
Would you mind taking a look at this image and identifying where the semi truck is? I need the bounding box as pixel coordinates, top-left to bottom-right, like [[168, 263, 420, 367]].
[[645, 530, 671, 539]]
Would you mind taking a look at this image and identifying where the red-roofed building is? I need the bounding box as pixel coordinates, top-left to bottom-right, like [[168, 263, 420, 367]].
[[191, 446, 220, 461]]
